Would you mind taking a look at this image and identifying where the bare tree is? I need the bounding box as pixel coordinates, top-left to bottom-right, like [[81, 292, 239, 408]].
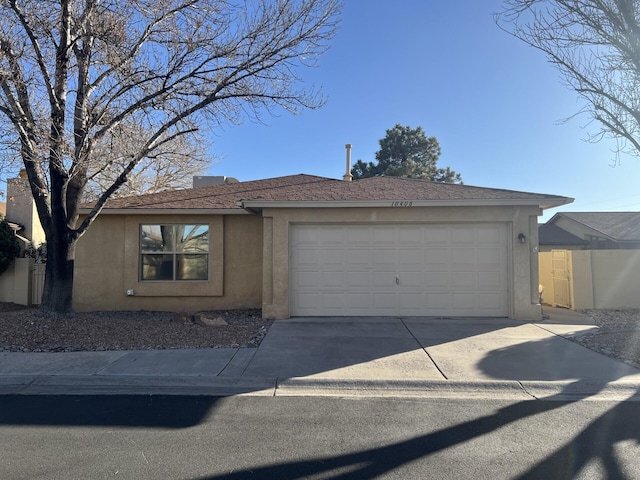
[[497, 1, 640, 162], [83, 128, 211, 200], [0, 0, 341, 313]]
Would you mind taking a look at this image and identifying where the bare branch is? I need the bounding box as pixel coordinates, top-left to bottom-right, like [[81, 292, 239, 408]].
[[497, 0, 640, 161]]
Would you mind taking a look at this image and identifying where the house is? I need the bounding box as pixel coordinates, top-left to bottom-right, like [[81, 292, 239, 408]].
[[539, 212, 640, 251], [75, 174, 572, 320], [0, 176, 46, 305], [538, 223, 588, 252], [3, 176, 46, 250]]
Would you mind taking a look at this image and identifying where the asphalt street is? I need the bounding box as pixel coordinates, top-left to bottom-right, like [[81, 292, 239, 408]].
[[2, 395, 639, 480]]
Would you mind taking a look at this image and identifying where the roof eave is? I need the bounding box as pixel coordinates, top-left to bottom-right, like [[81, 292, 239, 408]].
[[239, 197, 573, 209], [78, 208, 249, 215]]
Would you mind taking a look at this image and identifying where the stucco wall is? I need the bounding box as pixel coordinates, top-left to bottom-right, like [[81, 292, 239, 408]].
[[586, 250, 640, 309], [6, 178, 46, 246], [538, 249, 640, 310], [0, 262, 16, 303], [73, 213, 263, 312], [0, 258, 34, 305], [261, 205, 542, 320], [74, 204, 543, 319]]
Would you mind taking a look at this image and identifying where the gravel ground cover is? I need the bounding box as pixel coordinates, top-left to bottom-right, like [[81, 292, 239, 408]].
[[0, 303, 639, 371], [572, 309, 640, 369], [0, 303, 271, 352]]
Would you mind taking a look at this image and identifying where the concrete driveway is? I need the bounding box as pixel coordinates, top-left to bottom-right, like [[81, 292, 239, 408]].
[[243, 309, 640, 387]]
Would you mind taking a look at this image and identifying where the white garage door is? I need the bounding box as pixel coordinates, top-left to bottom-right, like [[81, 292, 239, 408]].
[[289, 224, 509, 317]]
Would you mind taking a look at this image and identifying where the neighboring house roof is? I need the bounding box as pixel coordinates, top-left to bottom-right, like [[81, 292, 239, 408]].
[[81, 174, 572, 213], [538, 223, 588, 247], [547, 212, 640, 243]]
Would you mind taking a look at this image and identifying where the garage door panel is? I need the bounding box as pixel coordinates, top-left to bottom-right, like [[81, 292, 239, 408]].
[[424, 226, 450, 244], [398, 248, 423, 266], [373, 248, 396, 264], [372, 227, 396, 243], [398, 227, 423, 244], [290, 224, 509, 317], [477, 226, 503, 243], [293, 227, 319, 245], [451, 226, 476, 244], [477, 271, 503, 290], [296, 293, 319, 310], [372, 271, 396, 287], [346, 227, 371, 242], [478, 248, 502, 266], [346, 292, 373, 308], [397, 271, 423, 286], [320, 227, 346, 244], [321, 249, 345, 265], [293, 271, 319, 288], [451, 248, 476, 267], [347, 271, 371, 287], [321, 293, 346, 308], [321, 271, 345, 288], [451, 271, 478, 289], [398, 293, 426, 309], [294, 249, 319, 266], [373, 293, 397, 310], [346, 249, 371, 265], [425, 271, 451, 289], [478, 293, 504, 309], [425, 248, 451, 267]]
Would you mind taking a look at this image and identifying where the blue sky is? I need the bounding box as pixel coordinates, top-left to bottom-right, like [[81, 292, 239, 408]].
[[208, 1, 639, 222]]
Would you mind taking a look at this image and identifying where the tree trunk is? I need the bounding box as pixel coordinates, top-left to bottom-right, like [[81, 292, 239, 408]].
[[40, 235, 76, 314]]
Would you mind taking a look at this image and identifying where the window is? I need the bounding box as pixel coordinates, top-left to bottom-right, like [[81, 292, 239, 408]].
[[140, 224, 209, 281]]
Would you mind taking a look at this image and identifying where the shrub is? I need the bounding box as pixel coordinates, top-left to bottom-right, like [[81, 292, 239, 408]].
[[0, 219, 20, 275]]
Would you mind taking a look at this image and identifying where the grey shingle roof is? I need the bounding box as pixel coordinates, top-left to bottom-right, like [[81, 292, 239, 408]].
[[538, 223, 588, 246], [554, 212, 640, 242], [84, 174, 570, 211]]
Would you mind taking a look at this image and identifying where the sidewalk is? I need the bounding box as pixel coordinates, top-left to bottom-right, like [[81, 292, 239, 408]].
[[1, 308, 639, 400]]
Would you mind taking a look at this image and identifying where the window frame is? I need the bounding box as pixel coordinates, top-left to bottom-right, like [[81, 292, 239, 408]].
[[139, 224, 210, 282]]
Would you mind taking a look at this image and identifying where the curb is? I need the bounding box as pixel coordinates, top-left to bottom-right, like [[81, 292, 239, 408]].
[[1, 375, 638, 400], [276, 378, 531, 398], [0, 375, 277, 396]]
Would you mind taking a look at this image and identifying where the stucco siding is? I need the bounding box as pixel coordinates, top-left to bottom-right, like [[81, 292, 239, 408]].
[[73, 214, 262, 312]]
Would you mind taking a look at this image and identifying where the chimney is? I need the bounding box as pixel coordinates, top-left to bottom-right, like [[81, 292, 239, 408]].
[[343, 144, 353, 182]]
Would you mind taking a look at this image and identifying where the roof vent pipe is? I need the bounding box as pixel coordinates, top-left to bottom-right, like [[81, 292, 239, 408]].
[[343, 144, 353, 182]]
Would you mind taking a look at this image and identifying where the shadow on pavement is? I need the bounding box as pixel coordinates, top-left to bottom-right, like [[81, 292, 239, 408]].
[[191, 393, 640, 480], [0, 395, 218, 429], [242, 317, 523, 379]]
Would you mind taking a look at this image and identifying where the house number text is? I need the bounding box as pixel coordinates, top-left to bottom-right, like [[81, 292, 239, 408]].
[[391, 201, 413, 207]]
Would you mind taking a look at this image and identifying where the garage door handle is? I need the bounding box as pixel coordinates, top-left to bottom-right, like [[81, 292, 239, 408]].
[[396, 275, 399, 285]]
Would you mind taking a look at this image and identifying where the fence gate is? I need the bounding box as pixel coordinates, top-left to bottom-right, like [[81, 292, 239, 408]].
[[551, 250, 571, 308], [32, 263, 45, 305]]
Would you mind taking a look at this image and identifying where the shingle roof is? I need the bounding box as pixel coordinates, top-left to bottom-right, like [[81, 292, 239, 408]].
[[538, 223, 588, 246], [553, 212, 640, 242], [84, 174, 570, 211]]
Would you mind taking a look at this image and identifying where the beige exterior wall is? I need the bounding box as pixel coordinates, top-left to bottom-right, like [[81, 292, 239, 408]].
[[261, 205, 542, 320], [0, 258, 34, 305], [74, 204, 544, 319], [0, 262, 16, 303], [73, 213, 263, 312], [6, 178, 46, 246], [538, 250, 640, 310]]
